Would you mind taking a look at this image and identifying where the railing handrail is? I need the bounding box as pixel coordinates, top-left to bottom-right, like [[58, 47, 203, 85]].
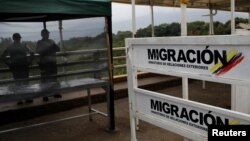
[[2, 48, 107, 58], [0, 47, 127, 76], [0, 67, 107, 85], [112, 47, 127, 76], [112, 47, 125, 51]]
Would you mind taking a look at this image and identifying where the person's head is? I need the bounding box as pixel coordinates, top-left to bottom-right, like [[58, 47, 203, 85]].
[[41, 29, 50, 39], [12, 33, 21, 42]]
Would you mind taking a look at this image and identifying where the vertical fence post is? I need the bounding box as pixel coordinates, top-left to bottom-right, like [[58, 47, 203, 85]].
[[126, 42, 138, 141]]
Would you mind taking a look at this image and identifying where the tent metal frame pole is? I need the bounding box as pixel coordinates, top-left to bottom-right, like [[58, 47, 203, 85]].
[[58, 20, 63, 49], [249, 13, 250, 23], [43, 21, 46, 29], [58, 20, 66, 75], [105, 16, 115, 131]]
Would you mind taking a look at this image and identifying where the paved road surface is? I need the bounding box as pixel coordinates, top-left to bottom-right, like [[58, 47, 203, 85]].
[[0, 80, 230, 141]]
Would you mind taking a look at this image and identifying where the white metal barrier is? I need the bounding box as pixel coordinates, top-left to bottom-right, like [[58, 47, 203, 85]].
[[126, 35, 250, 141]]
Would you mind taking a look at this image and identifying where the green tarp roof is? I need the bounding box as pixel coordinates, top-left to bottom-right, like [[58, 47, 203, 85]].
[[0, 0, 111, 21]]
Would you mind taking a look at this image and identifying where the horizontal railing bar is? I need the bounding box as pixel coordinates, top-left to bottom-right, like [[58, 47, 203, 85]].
[[1, 48, 107, 59], [0, 68, 107, 85], [112, 47, 125, 51], [1, 47, 128, 76], [0, 59, 108, 73], [57, 48, 107, 56], [114, 64, 127, 69], [113, 56, 126, 60]]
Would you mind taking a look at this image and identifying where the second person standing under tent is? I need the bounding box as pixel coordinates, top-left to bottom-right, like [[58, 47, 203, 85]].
[[36, 29, 62, 101]]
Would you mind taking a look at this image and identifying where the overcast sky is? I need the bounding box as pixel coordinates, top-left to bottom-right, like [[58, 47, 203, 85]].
[[112, 3, 249, 33], [0, 18, 105, 42], [0, 3, 249, 41]]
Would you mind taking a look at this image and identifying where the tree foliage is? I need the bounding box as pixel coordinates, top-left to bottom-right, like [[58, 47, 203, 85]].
[[112, 17, 249, 47], [112, 31, 132, 47]]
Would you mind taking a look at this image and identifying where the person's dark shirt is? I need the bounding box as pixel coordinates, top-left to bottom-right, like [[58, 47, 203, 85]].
[[36, 39, 60, 65], [1, 42, 33, 67]]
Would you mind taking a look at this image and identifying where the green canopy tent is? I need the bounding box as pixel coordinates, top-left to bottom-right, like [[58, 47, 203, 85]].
[[0, 0, 111, 21], [0, 0, 115, 131]]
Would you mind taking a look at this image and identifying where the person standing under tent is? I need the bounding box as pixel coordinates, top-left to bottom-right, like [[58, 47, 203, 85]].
[[36, 29, 62, 101], [1, 33, 34, 105]]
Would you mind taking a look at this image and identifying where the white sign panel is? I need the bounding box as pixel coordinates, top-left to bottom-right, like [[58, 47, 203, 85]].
[[135, 88, 250, 140], [126, 35, 250, 141], [128, 35, 250, 83]]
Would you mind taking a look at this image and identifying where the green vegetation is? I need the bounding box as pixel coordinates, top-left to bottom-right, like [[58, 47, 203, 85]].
[[112, 18, 248, 48], [111, 17, 249, 75], [0, 17, 248, 78], [63, 33, 106, 51], [0, 33, 108, 82]]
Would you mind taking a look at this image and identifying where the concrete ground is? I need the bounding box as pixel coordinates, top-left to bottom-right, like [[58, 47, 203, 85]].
[[0, 79, 231, 141]]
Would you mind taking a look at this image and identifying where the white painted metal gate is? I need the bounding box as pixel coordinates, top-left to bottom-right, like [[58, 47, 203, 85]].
[[126, 35, 250, 141]]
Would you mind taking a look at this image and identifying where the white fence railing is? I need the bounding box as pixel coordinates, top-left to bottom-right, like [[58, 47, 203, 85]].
[[126, 35, 250, 141]]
